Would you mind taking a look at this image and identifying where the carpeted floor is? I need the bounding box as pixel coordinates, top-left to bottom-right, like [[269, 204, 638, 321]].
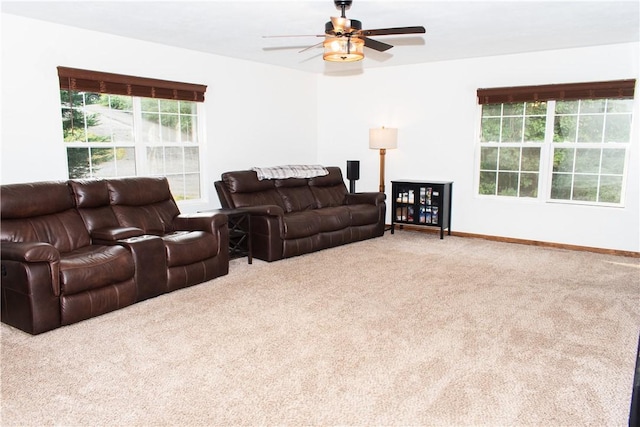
[[1, 231, 639, 426]]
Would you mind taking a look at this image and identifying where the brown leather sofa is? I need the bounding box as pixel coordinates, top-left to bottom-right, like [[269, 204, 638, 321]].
[[215, 166, 385, 262], [1, 177, 229, 334]]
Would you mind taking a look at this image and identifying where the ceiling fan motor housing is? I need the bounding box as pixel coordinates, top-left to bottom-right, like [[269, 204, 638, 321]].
[[334, 0, 353, 10], [326, 18, 361, 35]]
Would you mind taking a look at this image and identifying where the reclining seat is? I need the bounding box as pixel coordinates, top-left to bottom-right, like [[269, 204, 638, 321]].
[[0, 181, 136, 334], [105, 177, 229, 292], [68, 178, 169, 301], [309, 167, 386, 241]]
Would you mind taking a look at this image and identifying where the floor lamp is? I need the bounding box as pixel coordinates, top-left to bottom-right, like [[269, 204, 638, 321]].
[[369, 127, 398, 193]]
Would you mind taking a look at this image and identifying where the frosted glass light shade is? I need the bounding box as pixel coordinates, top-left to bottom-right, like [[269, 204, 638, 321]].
[[369, 127, 398, 149], [323, 36, 364, 62]]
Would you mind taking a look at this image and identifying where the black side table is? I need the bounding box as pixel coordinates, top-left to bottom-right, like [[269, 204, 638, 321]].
[[203, 208, 253, 264]]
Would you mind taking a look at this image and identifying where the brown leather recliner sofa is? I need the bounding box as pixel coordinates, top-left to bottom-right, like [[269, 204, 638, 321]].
[[215, 166, 385, 262], [1, 177, 229, 335]]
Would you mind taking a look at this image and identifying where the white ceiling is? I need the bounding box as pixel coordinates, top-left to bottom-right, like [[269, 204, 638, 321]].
[[2, 0, 639, 75]]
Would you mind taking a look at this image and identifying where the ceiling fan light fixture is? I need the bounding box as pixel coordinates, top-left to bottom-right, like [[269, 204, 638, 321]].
[[323, 36, 364, 62]]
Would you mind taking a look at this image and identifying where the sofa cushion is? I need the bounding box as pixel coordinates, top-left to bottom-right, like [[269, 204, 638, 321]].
[[1, 181, 72, 219], [107, 177, 175, 206], [223, 171, 285, 210], [309, 167, 348, 208], [312, 207, 351, 232], [276, 178, 317, 212], [69, 179, 121, 233], [1, 210, 92, 253], [347, 204, 380, 226], [60, 245, 135, 295], [69, 179, 110, 208], [162, 231, 218, 267], [282, 211, 321, 239], [111, 203, 178, 235]]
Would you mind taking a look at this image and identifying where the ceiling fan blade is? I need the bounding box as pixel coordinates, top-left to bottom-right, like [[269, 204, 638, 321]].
[[360, 26, 426, 37], [363, 36, 393, 52], [263, 35, 324, 38], [299, 41, 324, 53]]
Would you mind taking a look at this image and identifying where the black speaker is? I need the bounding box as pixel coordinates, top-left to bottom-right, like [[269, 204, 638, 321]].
[[346, 160, 360, 180]]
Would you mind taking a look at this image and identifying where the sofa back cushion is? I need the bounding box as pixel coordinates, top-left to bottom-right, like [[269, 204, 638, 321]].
[[0, 181, 91, 252], [68, 179, 120, 233], [107, 177, 180, 234], [309, 167, 348, 208], [221, 170, 284, 209], [275, 178, 317, 213]]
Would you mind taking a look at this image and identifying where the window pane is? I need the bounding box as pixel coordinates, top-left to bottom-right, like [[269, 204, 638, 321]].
[[180, 101, 197, 115], [181, 116, 197, 143], [499, 147, 520, 171], [577, 115, 604, 142], [116, 147, 136, 176], [525, 101, 547, 115], [165, 147, 184, 174], [185, 147, 200, 173], [481, 117, 501, 142], [604, 114, 632, 142], [553, 115, 577, 142], [160, 115, 179, 142], [497, 172, 518, 196], [141, 98, 159, 112], [142, 113, 161, 142], [601, 148, 625, 175], [86, 100, 134, 143], [147, 147, 164, 174], [503, 103, 524, 116], [574, 148, 600, 174], [184, 173, 201, 200], [109, 95, 133, 110], [92, 147, 116, 177], [159, 99, 177, 113], [553, 148, 574, 173], [550, 173, 572, 200], [572, 174, 598, 201], [521, 147, 540, 171], [524, 116, 545, 142], [480, 147, 498, 170], [599, 176, 622, 203], [479, 171, 497, 195], [501, 116, 523, 142], [580, 99, 606, 114], [67, 148, 90, 179], [519, 172, 538, 197], [607, 99, 633, 113], [555, 100, 579, 114]]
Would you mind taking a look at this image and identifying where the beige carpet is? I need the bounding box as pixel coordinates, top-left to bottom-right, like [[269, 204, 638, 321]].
[[1, 231, 639, 426]]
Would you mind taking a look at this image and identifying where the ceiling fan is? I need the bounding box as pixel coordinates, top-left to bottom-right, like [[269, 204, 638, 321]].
[[263, 0, 426, 62]]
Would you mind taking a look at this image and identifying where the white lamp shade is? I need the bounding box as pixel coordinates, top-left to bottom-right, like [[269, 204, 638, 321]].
[[369, 127, 398, 149]]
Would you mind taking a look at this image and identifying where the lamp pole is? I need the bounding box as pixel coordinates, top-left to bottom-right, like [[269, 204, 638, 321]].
[[378, 148, 386, 193]]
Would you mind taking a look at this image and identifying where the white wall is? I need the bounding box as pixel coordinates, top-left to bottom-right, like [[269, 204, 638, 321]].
[[317, 43, 640, 252], [0, 14, 318, 212], [2, 14, 638, 252]]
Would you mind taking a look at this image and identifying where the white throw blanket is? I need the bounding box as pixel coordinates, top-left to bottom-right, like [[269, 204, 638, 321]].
[[252, 165, 329, 180]]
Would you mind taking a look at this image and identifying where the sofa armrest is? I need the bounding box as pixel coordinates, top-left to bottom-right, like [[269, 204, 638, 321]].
[[91, 227, 144, 242], [173, 212, 228, 235], [1, 241, 61, 297], [345, 192, 386, 206]]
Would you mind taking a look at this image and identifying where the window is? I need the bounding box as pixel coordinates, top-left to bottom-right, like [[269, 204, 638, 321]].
[[477, 80, 635, 205], [58, 67, 207, 201]]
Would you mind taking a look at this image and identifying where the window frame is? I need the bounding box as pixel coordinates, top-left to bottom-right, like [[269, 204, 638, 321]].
[[476, 80, 635, 207], [58, 67, 207, 203]]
